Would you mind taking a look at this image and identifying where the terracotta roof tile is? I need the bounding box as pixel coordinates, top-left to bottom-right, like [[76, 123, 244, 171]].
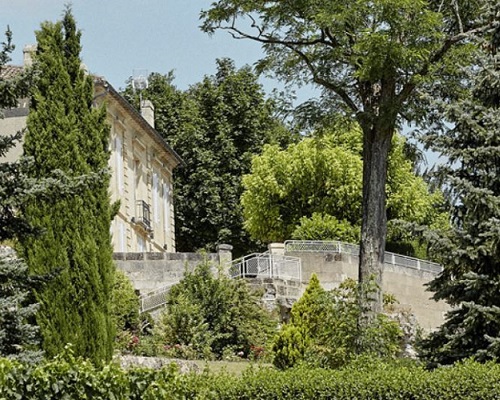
[[0, 65, 23, 80]]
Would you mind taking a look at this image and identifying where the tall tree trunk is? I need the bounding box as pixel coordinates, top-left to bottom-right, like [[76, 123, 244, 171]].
[[358, 124, 393, 327]]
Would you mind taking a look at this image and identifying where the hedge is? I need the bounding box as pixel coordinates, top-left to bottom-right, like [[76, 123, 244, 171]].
[[1, 354, 499, 399]]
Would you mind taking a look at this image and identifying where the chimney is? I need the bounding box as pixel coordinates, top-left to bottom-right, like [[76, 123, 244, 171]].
[[140, 100, 155, 128], [23, 44, 36, 67]]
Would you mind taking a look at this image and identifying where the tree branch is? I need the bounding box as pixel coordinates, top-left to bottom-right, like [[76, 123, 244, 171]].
[[397, 25, 490, 104], [224, 23, 322, 47], [220, 19, 359, 113], [452, 0, 464, 34], [286, 44, 359, 114]]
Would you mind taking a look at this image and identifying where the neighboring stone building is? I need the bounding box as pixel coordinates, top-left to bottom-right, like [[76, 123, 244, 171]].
[[0, 47, 182, 253]]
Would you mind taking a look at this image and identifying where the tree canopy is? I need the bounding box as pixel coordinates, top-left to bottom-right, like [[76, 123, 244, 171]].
[[21, 9, 115, 363], [242, 127, 445, 257], [201, 0, 495, 320], [123, 59, 297, 256]]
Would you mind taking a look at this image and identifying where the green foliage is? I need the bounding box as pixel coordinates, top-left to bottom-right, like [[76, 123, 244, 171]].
[[289, 274, 327, 333], [123, 59, 297, 256], [292, 213, 360, 243], [243, 128, 445, 255], [201, 0, 490, 323], [154, 293, 213, 358], [153, 260, 277, 359], [0, 254, 43, 363], [1, 354, 500, 399], [112, 269, 140, 333], [0, 28, 43, 364], [20, 9, 115, 362], [273, 276, 402, 369], [272, 325, 309, 370], [0, 27, 34, 244], [420, 8, 500, 366]]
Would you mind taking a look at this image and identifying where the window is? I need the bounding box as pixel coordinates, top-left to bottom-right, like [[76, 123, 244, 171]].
[[137, 234, 146, 252], [163, 183, 170, 236], [153, 172, 159, 224], [115, 135, 124, 195]]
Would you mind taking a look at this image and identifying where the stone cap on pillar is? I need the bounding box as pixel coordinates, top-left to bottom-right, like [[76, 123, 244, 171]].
[[216, 244, 233, 253], [268, 242, 285, 255], [217, 244, 233, 276]]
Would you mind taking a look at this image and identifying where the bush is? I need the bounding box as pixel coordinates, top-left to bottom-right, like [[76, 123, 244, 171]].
[[272, 276, 402, 369], [272, 325, 309, 369], [153, 260, 277, 359], [1, 355, 500, 399], [112, 269, 140, 333], [292, 212, 360, 242]]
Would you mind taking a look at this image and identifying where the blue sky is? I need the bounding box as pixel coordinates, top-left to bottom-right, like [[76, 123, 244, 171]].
[[1, 0, 441, 165], [1, 0, 281, 91]]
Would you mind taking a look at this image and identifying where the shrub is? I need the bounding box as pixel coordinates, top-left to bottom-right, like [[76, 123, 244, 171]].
[[272, 276, 402, 369], [292, 212, 360, 242], [1, 355, 500, 399], [112, 269, 140, 333], [153, 260, 277, 359]]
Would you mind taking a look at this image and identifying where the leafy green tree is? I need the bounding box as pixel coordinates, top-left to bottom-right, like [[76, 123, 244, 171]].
[[201, 0, 493, 323], [289, 274, 327, 333], [20, 9, 115, 362], [242, 128, 444, 256], [420, 8, 500, 366], [154, 260, 277, 359], [123, 60, 296, 256]]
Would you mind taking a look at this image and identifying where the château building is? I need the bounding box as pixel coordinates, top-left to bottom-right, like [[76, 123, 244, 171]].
[[0, 46, 182, 253]]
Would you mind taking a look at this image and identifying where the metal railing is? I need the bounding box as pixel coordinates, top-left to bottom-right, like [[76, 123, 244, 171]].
[[139, 283, 176, 313], [230, 253, 302, 282], [284, 240, 442, 274], [135, 200, 152, 231]]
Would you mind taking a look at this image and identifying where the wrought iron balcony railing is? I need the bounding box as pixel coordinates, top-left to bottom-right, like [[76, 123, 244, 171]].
[[134, 200, 152, 231]]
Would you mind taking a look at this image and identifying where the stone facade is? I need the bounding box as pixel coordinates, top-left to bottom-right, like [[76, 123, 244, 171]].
[[0, 50, 182, 253], [93, 80, 182, 252]]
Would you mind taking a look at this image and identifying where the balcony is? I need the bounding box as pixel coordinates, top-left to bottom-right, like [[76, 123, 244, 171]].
[[133, 200, 152, 232]]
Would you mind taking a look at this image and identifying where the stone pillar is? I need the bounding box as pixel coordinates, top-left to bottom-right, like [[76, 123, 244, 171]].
[[140, 100, 155, 128], [268, 242, 285, 255], [217, 244, 233, 276], [23, 44, 36, 67]]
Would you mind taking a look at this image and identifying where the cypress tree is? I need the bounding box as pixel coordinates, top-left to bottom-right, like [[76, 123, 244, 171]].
[[21, 9, 115, 362], [420, 4, 500, 365]]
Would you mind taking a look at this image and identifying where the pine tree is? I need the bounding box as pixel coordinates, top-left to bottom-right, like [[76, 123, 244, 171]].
[[0, 252, 43, 362], [420, 5, 500, 365], [21, 9, 115, 362], [0, 28, 42, 363]]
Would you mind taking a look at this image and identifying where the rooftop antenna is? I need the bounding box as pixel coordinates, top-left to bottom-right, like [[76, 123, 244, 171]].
[[132, 69, 149, 104]]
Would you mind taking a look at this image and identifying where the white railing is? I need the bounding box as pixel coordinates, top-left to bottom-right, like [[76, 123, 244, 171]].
[[284, 240, 442, 274], [230, 253, 302, 282], [139, 283, 176, 313]]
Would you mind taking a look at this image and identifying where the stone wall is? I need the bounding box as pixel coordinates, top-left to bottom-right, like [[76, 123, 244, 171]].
[[115, 243, 447, 331], [286, 250, 448, 331], [114, 244, 232, 295]]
